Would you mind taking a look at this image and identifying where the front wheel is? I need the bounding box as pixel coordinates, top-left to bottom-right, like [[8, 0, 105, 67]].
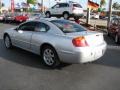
[[4, 35, 13, 49], [41, 45, 60, 67], [46, 12, 51, 18]]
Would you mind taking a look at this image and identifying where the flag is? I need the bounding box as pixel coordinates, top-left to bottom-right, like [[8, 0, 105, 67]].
[[88, 0, 99, 10]]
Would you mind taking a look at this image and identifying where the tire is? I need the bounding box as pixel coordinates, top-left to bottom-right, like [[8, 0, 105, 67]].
[[4, 35, 13, 49], [115, 34, 120, 44], [46, 12, 51, 18], [63, 13, 69, 20], [41, 45, 60, 68], [107, 31, 110, 37], [74, 17, 80, 21]]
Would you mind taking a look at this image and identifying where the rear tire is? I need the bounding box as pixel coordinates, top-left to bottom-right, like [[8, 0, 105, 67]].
[[41, 45, 60, 68], [63, 13, 69, 20]]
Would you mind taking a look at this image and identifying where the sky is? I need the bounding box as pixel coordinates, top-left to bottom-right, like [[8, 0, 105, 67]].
[[2, 0, 120, 10]]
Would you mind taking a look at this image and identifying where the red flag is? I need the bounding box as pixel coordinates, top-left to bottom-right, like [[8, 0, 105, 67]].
[[88, 0, 99, 10]]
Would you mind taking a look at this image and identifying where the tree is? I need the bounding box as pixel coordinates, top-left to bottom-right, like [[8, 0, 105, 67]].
[[112, 2, 120, 10], [100, 0, 106, 7], [27, 0, 37, 5]]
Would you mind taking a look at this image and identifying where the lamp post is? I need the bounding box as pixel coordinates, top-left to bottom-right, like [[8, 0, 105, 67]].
[[107, 0, 112, 31]]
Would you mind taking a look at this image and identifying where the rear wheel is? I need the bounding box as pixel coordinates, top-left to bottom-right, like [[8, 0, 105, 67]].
[[63, 13, 69, 20], [41, 45, 60, 68], [4, 35, 13, 49]]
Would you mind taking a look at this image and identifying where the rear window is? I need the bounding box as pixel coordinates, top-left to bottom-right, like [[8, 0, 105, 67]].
[[73, 4, 82, 8], [51, 20, 86, 33]]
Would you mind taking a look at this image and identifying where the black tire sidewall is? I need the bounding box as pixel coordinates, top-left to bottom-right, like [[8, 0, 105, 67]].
[[4, 35, 12, 49], [63, 13, 69, 20], [46, 12, 51, 18]]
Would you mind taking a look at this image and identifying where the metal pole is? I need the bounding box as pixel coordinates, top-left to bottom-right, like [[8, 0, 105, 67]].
[[41, 0, 43, 13], [86, 0, 90, 25], [86, 8, 90, 24], [107, 0, 112, 31]]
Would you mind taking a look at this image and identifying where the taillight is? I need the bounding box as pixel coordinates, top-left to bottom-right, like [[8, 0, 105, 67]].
[[72, 36, 89, 47]]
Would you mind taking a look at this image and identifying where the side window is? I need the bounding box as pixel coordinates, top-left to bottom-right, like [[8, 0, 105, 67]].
[[53, 4, 60, 8], [35, 22, 50, 32], [59, 3, 69, 8], [18, 22, 36, 31]]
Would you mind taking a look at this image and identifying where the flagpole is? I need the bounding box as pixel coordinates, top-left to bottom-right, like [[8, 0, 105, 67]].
[[107, 0, 112, 31]]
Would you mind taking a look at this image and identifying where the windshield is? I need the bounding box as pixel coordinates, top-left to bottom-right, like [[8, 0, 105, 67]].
[[51, 20, 86, 33]]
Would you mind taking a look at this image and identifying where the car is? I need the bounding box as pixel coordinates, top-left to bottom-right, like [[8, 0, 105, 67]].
[[0, 14, 5, 21], [4, 13, 16, 23], [28, 13, 45, 21], [90, 13, 99, 19], [45, 1, 84, 20], [14, 13, 29, 23], [3, 19, 107, 67], [108, 17, 120, 44]]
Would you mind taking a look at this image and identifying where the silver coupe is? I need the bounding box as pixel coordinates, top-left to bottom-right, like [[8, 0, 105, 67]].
[[3, 18, 107, 67]]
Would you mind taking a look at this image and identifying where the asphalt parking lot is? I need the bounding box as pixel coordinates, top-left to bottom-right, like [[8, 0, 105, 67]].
[[0, 23, 120, 90]]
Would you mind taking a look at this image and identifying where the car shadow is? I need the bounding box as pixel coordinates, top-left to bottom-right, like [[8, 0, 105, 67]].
[[93, 48, 120, 68], [0, 39, 70, 70], [93, 35, 120, 68], [0, 35, 120, 69], [104, 35, 119, 46]]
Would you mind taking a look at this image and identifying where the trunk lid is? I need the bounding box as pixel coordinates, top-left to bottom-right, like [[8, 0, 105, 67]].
[[66, 31, 104, 46]]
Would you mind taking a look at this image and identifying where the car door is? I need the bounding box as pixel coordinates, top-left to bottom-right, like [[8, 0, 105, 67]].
[[30, 21, 50, 54], [12, 22, 36, 50], [50, 4, 60, 15], [57, 3, 69, 15]]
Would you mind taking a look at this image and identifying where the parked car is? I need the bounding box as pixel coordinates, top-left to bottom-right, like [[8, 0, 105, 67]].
[[45, 1, 84, 20], [90, 13, 99, 19], [108, 17, 120, 44], [0, 14, 5, 21], [28, 13, 45, 21], [14, 13, 29, 23], [4, 13, 16, 23], [3, 19, 107, 67]]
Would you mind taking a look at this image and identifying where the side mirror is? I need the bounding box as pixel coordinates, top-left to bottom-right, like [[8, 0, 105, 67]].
[[14, 27, 19, 31]]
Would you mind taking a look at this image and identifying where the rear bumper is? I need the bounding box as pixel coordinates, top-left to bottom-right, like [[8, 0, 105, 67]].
[[58, 42, 107, 64]]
